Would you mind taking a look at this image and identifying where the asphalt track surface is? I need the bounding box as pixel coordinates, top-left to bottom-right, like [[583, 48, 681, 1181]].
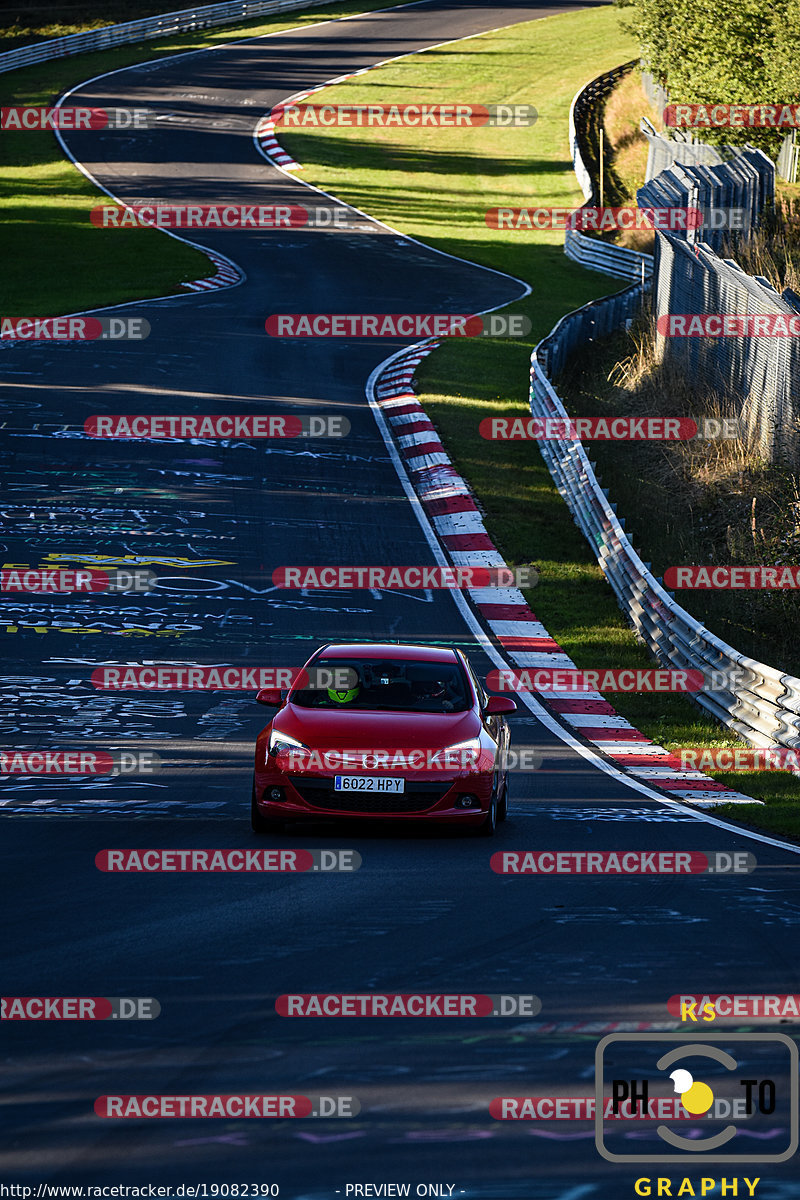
[[2, 2, 800, 1196]]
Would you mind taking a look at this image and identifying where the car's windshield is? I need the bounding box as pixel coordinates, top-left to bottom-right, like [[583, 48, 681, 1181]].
[[290, 657, 471, 713]]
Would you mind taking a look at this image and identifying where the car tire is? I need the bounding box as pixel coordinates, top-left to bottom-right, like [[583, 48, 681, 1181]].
[[497, 772, 509, 822], [251, 779, 283, 835], [476, 777, 499, 837]]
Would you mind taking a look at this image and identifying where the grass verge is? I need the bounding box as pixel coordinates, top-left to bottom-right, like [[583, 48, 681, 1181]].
[[276, 5, 800, 839]]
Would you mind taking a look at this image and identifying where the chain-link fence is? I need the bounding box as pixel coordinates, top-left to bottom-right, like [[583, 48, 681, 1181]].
[[777, 130, 800, 184], [640, 70, 668, 121], [637, 144, 799, 466], [640, 117, 730, 181], [530, 289, 800, 753], [638, 137, 775, 251], [651, 233, 800, 464]]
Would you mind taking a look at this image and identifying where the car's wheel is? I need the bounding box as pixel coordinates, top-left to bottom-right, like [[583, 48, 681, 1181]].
[[251, 778, 283, 835], [497, 771, 509, 822], [476, 776, 499, 837]]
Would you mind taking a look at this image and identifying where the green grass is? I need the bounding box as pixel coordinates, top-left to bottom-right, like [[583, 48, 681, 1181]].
[[277, 5, 800, 840], [0, 0, 402, 315]]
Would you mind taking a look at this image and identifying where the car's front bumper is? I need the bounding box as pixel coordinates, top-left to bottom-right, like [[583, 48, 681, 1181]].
[[253, 765, 494, 824]]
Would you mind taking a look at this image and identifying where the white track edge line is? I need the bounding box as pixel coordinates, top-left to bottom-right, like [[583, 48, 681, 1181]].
[[37, 3, 800, 854], [366, 347, 800, 858]]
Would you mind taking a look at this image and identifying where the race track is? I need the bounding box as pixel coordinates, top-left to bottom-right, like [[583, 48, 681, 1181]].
[[2, 2, 799, 1196]]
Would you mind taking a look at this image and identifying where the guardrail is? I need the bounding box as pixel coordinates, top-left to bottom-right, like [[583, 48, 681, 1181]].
[[531, 290, 800, 750], [529, 61, 800, 751], [565, 62, 654, 282], [530, 325, 800, 750], [0, 0, 335, 74]]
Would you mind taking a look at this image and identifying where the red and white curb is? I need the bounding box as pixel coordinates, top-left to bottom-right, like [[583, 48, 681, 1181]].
[[373, 343, 757, 809], [0, 244, 244, 345], [181, 246, 244, 291], [255, 65, 374, 171], [255, 112, 304, 171]]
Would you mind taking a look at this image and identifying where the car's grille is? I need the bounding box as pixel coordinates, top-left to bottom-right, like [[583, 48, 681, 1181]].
[[288, 776, 450, 814]]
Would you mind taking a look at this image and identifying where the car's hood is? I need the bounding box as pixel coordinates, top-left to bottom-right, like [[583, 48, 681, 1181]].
[[272, 705, 482, 750]]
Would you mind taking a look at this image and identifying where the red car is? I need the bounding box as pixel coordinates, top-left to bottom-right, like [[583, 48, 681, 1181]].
[[251, 643, 516, 836]]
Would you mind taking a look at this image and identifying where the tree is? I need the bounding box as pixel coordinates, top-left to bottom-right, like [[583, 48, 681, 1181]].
[[618, 0, 800, 149]]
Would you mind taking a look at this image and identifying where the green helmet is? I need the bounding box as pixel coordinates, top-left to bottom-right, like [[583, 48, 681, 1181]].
[[328, 684, 360, 704]]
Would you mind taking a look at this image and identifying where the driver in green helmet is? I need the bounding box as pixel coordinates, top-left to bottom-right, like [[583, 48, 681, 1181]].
[[327, 683, 360, 704]]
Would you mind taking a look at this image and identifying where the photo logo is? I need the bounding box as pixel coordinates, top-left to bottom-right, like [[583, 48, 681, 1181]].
[[595, 1033, 798, 1162]]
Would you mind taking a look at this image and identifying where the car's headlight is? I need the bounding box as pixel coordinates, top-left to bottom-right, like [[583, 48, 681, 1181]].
[[268, 730, 309, 758], [434, 738, 484, 769]]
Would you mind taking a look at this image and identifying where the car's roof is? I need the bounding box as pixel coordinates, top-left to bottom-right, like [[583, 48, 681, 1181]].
[[316, 643, 459, 663]]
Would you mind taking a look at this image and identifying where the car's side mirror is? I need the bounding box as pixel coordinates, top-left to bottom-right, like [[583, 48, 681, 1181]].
[[485, 695, 517, 715], [256, 688, 283, 707]]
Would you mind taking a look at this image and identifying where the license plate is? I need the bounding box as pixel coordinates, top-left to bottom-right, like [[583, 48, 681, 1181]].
[[334, 775, 405, 794]]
